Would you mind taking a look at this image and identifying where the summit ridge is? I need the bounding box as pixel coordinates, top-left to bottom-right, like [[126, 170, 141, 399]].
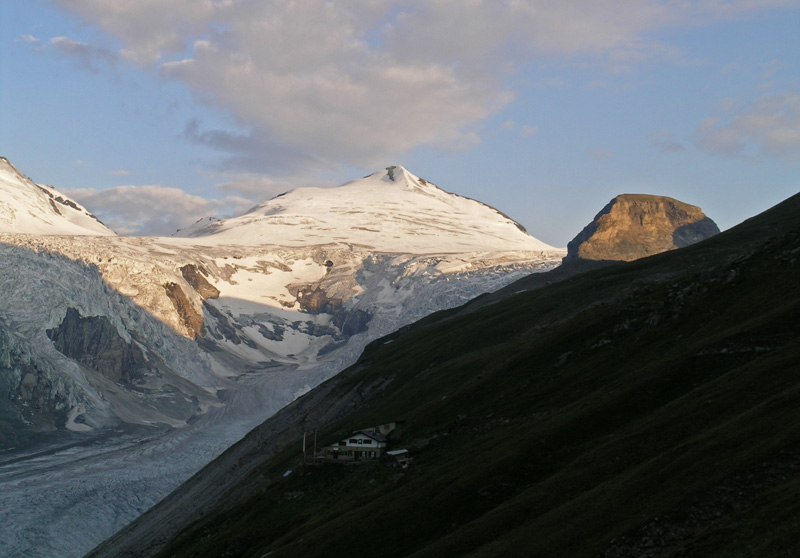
[[0, 157, 115, 236], [175, 165, 556, 253]]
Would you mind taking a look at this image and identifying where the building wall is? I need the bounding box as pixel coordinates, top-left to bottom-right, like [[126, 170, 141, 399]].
[[341, 435, 386, 449], [322, 446, 385, 462]]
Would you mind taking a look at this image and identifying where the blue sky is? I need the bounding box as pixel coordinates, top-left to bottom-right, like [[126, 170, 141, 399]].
[[1, 1, 798, 245]]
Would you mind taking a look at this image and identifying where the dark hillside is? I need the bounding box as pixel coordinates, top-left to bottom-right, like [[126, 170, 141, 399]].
[[91, 192, 800, 558]]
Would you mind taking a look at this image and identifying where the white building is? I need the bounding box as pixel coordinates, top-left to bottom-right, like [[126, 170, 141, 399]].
[[322, 430, 389, 461]]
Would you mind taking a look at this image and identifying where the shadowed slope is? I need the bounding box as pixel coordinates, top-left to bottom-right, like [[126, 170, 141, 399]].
[[90, 191, 800, 558]]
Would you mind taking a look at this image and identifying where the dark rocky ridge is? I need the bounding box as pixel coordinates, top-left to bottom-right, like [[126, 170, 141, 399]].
[[46, 308, 151, 385], [0, 323, 69, 443], [86, 191, 800, 558], [564, 194, 719, 263], [291, 284, 372, 337]]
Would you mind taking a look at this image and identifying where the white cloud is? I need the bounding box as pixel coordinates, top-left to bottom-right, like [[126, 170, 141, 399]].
[[107, 169, 130, 176], [649, 129, 685, 153], [181, 119, 324, 175], [50, 36, 117, 72], [53, 0, 220, 65], [697, 117, 746, 156], [696, 93, 800, 160], [65, 184, 253, 236], [49, 0, 800, 174], [19, 34, 41, 46], [163, 33, 503, 168], [694, 0, 799, 17]]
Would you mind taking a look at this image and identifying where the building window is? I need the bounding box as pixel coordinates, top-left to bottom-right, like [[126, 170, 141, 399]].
[[349, 439, 358, 444], [363, 439, 373, 444], [339, 441, 346, 446]]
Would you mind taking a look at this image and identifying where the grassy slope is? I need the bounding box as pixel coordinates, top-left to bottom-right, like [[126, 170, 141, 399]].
[[147, 193, 800, 558]]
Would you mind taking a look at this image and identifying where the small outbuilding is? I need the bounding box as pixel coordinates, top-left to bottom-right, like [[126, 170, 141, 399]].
[[386, 449, 413, 468]]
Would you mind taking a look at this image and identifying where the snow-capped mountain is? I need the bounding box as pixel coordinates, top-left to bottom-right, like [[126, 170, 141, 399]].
[[0, 161, 562, 439], [0, 160, 563, 558], [177, 165, 556, 253], [0, 157, 114, 236]]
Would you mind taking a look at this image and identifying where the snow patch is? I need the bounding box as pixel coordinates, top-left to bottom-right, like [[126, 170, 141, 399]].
[[65, 406, 92, 432]]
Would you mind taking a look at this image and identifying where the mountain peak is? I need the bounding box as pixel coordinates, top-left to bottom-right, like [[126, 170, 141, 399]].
[[564, 193, 719, 262], [383, 165, 420, 183], [0, 156, 29, 183], [357, 165, 434, 190], [386, 165, 403, 181], [0, 157, 115, 236], [178, 166, 559, 253]]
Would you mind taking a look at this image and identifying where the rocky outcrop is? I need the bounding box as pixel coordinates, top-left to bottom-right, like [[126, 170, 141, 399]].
[[291, 285, 372, 337], [164, 283, 204, 339], [334, 309, 371, 336], [0, 324, 69, 442], [293, 285, 341, 315], [564, 194, 719, 263], [202, 300, 242, 345], [46, 308, 151, 385], [180, 264, 220, 300]]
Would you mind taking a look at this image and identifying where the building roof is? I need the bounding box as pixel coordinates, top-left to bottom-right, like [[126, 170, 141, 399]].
[[386, 449, 408, 456], [352, 430, 387, 443]]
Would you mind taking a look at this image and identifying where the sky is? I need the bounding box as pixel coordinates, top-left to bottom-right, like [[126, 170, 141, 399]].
[[1, 1, 799, 246]]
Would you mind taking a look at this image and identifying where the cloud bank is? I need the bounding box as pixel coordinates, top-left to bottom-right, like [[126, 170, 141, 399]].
[[66, 185, 253, 236], [48, 0, 798, 176], [697, 93, 800, 160]]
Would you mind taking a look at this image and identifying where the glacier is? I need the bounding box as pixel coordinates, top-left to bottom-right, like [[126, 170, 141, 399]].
[[0, 162, 565, 558]]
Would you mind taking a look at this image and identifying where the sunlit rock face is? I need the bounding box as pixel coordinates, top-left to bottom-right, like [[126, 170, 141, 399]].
[[564, 194, 719, 263]]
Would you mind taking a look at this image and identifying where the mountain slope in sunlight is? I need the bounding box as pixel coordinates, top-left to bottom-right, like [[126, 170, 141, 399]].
[[177, 165, 556, 253], [0, 157, 114, 236]]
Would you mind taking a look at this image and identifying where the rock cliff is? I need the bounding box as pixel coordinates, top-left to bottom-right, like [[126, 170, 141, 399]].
[[564, 194, 719, 262]]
